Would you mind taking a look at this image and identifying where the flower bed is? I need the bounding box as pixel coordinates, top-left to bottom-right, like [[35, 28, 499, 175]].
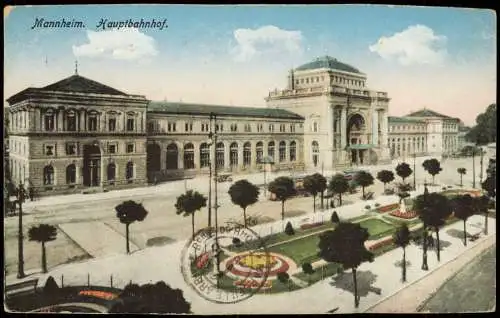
[[389, 210, 417, 219], [377, 203, 400, 213], [368, 236, 393, 251], [300, 222, 324, 230]]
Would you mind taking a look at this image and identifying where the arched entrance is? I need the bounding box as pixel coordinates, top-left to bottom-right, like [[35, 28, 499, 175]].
[[147, 143, 161, 174], [166, 143, 178, 170], [347, 114, 366, 165], [83, 144, 101, 187]]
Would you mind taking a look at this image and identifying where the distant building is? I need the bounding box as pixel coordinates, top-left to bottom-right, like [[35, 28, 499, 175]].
[[266, 56, 391, 169], [387, 108, 461, 159], [457, 122, 472, 150]]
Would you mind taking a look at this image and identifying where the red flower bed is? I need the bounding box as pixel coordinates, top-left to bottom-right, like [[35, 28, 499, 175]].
[[300, 222, 324, 230], [389, 210, 417, 219], [368, 237, 394, 251], [377, 203, 400, 213]]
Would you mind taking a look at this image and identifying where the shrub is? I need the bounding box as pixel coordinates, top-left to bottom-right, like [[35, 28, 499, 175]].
[[374, 203, 381, 207], [442, 187, 447, 190], [285, 221, 295, 235], [365, 205, 371, 210], [277, 271, 290, 283], [389, 210, 418, 219], [331, 211, 340, 224], [447, 185, 453, 189], [302, 262, 314, 274]]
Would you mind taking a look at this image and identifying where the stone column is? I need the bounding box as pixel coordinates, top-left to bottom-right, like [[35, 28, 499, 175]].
[[224, 143, 230, 171], [57, 109, 63, 131], [340, 108, 347, 148], [193, 142, 200, 171], [372, 110, 378, 145], [178, 146, 184, 170], [79, 110, 86, 131], [238, 143, 244, 170], [327, 104, 334, 150]]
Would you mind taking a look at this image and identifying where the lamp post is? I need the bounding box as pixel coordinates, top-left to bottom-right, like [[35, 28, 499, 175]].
[[212, 114, 221, 276], [421, 182, 429, 271], [207, 113, 214, 227], [413, 152, 416, 191], [472, 148, 476, 189], [17, 183, 26, 279], [480, 147, 484, 185]]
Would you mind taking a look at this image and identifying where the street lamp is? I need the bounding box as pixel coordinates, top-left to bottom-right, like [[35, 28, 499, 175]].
[[472, 147, 476, 189], [16, 183, 27, 278], [413, 152, 417, 191]]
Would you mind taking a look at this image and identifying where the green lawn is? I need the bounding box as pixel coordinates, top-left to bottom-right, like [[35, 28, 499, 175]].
[[268, 235, 321, 265], [293, 262, 342, 284], [358, 218, 397, 240]]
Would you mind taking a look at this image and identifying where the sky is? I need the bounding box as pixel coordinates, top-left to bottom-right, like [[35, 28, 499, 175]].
[[4, 5, 496, 125]]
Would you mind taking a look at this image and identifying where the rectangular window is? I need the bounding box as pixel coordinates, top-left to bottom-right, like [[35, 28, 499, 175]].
[[185, 122, 193, 132], [290, 124, 295, 132], [108, 118, 116, 131], [66, 143, 77, 155], [269, 124, 274, 132], [108, 144, 116, 154], [88, 116, 98, 131], [126, 118, 135, 131], [45, 145, 54, 156], [126, 144, 135, 153], [67, 113, 77, 131], [44, 114, 55, 131]]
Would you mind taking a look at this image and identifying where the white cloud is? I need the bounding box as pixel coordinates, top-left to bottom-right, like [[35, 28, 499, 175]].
[[72, 28, 158, 61], [231, 25, 303, 62], [369, 24, 447, 66]]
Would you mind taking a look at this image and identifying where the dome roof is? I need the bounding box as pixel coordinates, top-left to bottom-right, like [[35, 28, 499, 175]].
[[296, 56, 362, 74]]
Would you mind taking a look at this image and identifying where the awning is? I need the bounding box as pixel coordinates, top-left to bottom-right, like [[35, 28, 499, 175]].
[[348, 144, 374, 150]]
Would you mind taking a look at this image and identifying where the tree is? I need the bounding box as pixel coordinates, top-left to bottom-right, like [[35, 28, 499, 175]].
[[481, 175, 496, 199], [457, 168, 467, 187], [377, 170, 395, 192], [268, 176, 296, 222], [115, 200, 148, 254], [331, 211, 340, 224], [318, 222, 374, 308], [228, 180, 260, 228], [395, 163, 413, 183], [414, 191, 451, 263], [109, 281, 191, 313], [465, 103, 497, 144], [354, 171, 374, 200], [451, 195, 475, 246], [329, 174, 349, 206], [393, 224, 410, 282], [302, 262, 315, 285], [422, 158, 442, 185], [28, 224, 57, 273], [303, 173, 327, 212], [175, 190, 207, 240], [285, 221, 295, 235]]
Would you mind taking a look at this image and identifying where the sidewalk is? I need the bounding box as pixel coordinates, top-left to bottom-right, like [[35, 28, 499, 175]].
[[365, 234, 496, 313]]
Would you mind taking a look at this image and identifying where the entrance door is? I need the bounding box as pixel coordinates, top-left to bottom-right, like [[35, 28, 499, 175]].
[[83, 144, 101, 187]]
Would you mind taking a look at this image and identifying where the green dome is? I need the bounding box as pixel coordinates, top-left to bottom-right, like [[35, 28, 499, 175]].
[[296, 56, 362, 74]]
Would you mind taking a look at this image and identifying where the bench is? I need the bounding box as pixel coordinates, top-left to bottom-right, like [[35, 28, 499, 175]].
[[364, 192, 374, 200]]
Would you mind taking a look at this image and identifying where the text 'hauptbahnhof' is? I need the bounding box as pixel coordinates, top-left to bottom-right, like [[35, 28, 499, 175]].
[[6, 56, 463, 196]]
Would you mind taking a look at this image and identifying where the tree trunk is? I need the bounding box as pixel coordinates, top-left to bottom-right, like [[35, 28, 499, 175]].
[[432, 175, 436, 184], [243, 207, 247, 228], [192, 213, 195, 240], [463, 220, 467, 246], [41, 241, 47, 273], [402, 247, 406, 282], [313, 195, 316, 213], [422, 224, 429, 270], [125, 223, 130, 254], [484, 211, 488, 235], [281, 201, 285, 221], [320, 191, 324, 210], [362, 186, 365, 200], [436, 229, 441, 262], [383, 182, 386, 191], [460, 174, 463, 187], [339, 193, 342, 206], [352, 267, 359, 308]]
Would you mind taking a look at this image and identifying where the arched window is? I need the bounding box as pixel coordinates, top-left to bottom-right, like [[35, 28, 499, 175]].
[[200, 143, 210, 168], [126, 161, 134, 182], [44, 109, 55, 131], [66, 110, 77, 131], [256, 142, 263, 164], [268, 141, 275, 159], [230, 142, 238, 167], [289, 141, 296, 162], [66, 164, 76, 184], [312, 141, 319, 167], [279, 141, 286, 162], [166, 143, 178, 170], [107, 163, 116, 183], [183, 143, 195, 170], [243, 142, 251, 167], [216, 142, 225, 170], [43, 165, 54, 185], [88, 111, 98, 131]]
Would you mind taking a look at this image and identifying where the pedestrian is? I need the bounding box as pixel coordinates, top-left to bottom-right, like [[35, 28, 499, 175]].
[[28, 186, 34, 201]]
